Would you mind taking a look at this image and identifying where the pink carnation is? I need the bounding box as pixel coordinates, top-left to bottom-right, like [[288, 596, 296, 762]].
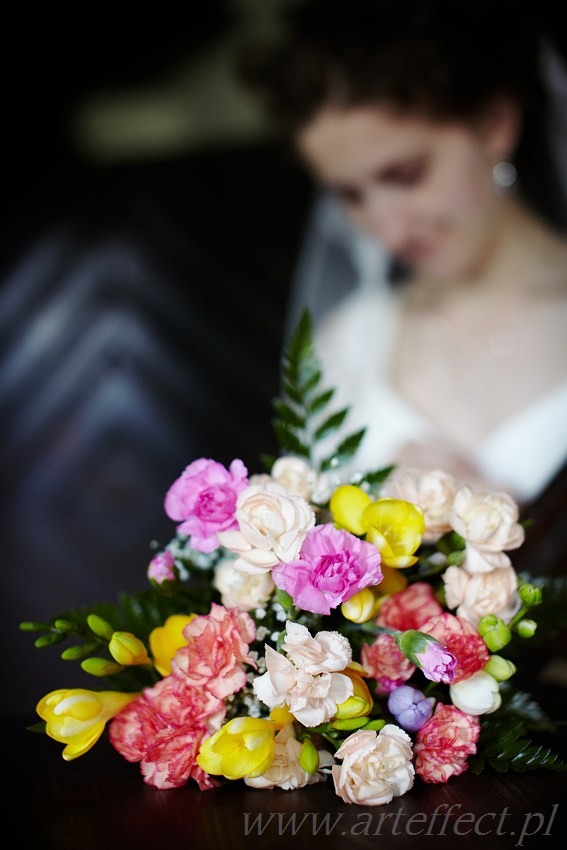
[[272, 524, 383, 615], [109, 674, 225, 789], [147, 550, 176, 584], [414, 703, 480, 783], [171, 603, 256, 699], [419, 613, 490, 683], [361, 633, 416, 694], [164, 458, 249, 552], [377, 582, 443, 631]]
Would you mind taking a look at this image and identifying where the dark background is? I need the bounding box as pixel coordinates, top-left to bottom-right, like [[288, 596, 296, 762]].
[[0, 3, 314, 713]]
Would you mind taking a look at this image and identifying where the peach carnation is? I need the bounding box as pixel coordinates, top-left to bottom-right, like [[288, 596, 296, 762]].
[[377, 582, 443, 631], [414, 703, 480, 783], [361, 633, 416, 694], [171, 603, 256, 699], [419, 613, 489, 683]]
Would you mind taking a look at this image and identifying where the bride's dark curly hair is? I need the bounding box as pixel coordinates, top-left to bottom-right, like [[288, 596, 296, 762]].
[[239, 0, 566, 228]]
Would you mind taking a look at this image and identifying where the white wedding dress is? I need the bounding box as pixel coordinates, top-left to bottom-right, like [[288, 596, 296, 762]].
[[285, 191, 567, 505]]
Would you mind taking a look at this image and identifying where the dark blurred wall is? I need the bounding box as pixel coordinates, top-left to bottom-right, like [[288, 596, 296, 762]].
[[0, 5, 314, 714]]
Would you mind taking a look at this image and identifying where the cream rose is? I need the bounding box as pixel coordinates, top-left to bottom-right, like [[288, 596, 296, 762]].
[[443, 564, 520, 627], [450, 670, 502, 715], [217, 481, 316, 574], [213, 556, 275, 611], [383, 467, 459, 541], [332, 726, 414, 806], [244, 724, 335, 790], [448, 487, 525, 572]]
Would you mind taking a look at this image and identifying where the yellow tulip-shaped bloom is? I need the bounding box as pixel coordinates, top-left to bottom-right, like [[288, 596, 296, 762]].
[[362, 498, 425, 568], [108, 631, 151, 666], [333, 668, 373, 720], [36, 688, 136, 760], [341, 587, 381, 624], [197, 717, 276, 780], [149, 613, 195, 676], [329, 484, 372, 536]]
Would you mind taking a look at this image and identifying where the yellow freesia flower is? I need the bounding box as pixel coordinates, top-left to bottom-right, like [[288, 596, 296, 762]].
[[333, 668, 373, 720], [363, 498, 425, 568], [197, 717, 276, 780], [149, 613, 195, 676], [329, 484, 371, 536], [341, 587, 381, 623], [108, 631, 151, 666], [36, 688, 136, 761]]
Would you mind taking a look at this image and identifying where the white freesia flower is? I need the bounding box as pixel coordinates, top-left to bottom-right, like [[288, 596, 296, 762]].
[[448, 487, 525, 572], [332, 726, 414, 806], [253, 645, 353, 726], [281, 621, 352, 673], [217, 481, 316, 574], [382, 467, 459, 541], [213, 556, 275, 611], [443, 564, 520, 626], [244, 724, 335, 790], [450, 670, 502, 715]]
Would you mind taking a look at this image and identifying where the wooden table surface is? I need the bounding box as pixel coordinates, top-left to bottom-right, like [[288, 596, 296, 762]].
[[6, 708, 565, 850]]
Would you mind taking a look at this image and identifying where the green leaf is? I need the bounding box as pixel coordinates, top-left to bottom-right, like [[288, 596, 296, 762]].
[[299, 368, 322, 395], [272, 399, 306, 429], [272, 420, 310, 457], [306, 387, 335, 417], [320, 428, 367, 471], [469, 704, 567, 776], [313, 408, 349, 441], [358, 465, 396, 490], [446, 550, 466, 566]]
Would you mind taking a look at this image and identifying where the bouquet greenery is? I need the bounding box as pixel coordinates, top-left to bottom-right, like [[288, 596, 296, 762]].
[[22, 311, 566, 803]]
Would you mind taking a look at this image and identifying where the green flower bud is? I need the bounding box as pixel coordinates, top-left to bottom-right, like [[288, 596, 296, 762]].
[[53, 619, 78, 633], [484, 655, 517, 681], [34, 632, 65, 648], [518, 584, 542, 607], [60, 642, 99, 661], [109, 632, 151, 666], [477, 615, 512, 651], [363, 719, 386, 732], [298, 737, 319, 775], [87, 614, 115, 640], [516, 619, 537, 638], [19, 621, 50, 632], [81, 657, 124, 677], [330, 716, 369, 731]]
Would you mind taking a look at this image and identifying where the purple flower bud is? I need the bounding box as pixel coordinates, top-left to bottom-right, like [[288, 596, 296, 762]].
[[417, 640, 457, 684], [387, 685, 435, 732], [396, 630, 457, 684]]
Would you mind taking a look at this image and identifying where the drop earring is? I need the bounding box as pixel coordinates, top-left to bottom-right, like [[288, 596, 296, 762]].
[[492, 160, 517, 192]]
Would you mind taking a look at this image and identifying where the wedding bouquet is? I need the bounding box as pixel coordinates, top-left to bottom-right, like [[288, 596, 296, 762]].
[[22, 311, 565, 803]]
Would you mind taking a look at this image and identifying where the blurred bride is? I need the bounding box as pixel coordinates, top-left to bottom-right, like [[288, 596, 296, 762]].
[[242, 0, 567, 506]]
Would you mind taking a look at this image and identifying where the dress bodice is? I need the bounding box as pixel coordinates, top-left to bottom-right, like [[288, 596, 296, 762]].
[[314, 283, 567, 503], [289, 193, 567, 504]]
